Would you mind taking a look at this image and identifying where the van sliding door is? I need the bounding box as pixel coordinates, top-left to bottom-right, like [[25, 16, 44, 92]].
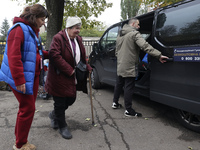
[[150, 0, 200, 115]]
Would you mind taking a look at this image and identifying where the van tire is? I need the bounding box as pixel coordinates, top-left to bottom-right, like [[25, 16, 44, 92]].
[[91, 68, 101, 89], [173, 109, 200, 133]]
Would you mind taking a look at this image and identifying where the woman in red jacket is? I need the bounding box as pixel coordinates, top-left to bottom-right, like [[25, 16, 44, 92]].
[[45, 16, 92, 139], [6, 4, 48, 150]]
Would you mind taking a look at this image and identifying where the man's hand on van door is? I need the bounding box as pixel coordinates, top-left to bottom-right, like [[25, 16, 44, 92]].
[[159, 55, 169, 63]]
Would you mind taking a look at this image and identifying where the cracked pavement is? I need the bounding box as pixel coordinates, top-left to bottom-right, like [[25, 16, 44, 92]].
[[0, 85, 200, 150]]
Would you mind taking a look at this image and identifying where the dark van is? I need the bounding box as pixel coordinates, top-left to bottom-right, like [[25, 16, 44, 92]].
[[89, 0, 200, 132]]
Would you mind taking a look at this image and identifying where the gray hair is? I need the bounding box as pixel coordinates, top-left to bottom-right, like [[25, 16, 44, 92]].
[[128, 18, 138, 25]]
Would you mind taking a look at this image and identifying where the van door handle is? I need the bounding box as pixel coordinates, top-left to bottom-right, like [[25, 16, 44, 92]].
[[166, 58, 173, 62]]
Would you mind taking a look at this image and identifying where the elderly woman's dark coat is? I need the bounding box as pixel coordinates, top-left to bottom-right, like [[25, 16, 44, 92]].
[[45, 29, 92, 98]]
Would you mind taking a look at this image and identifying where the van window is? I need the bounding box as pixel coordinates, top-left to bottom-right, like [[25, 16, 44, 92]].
[[99, 26, 119, 52], [155, 2, 200, 46]]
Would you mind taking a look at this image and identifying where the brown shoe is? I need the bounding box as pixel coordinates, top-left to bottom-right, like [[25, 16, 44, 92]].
[[13, 142, 36, 150]]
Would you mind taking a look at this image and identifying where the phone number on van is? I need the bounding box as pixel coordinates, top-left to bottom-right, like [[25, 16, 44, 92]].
[[174, 47, 200, 62]]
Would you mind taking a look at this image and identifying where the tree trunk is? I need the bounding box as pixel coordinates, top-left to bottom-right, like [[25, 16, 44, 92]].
[[45, 0, 64, 50]]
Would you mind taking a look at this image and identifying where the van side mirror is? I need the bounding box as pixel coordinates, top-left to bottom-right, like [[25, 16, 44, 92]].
[[93, 43, 99, 53]]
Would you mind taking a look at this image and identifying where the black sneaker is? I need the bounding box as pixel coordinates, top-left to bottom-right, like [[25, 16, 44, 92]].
[[124, 110, 142, 117], [112, 102, 122, 109]]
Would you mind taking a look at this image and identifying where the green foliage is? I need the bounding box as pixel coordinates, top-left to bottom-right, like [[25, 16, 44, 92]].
[[133, 0, 184, 16], [40, 32, 47, 44], [63, 0, 113, 29], [141, 0, 183, 8], [79, 24, 106, 37], [13, 0, 113, 32], [0, 18, 10, 40], [121, 0, 141, 20], [79, 28, 103, 37], [25, 0, 40, 4], [38, 23, 105, 39], [151, 0, 182, 4]]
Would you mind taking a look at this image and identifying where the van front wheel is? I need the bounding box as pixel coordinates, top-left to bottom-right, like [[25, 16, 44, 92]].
[[91, 68, 101, 89], [174, 109, 200, 133]]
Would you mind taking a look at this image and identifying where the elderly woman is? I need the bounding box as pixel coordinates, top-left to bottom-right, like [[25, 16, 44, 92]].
[[45, 16, 92, 139]]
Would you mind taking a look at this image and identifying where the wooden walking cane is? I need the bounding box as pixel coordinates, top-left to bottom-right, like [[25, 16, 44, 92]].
[[89, 72, 95, 125]]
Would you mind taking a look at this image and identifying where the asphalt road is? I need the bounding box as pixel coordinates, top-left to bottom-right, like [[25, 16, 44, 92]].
[[0, 84, 200, 150]]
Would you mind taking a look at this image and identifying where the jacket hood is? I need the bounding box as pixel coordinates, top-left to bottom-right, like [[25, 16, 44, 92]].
[[119, 24, 137, 36], [13, 17, 39, 33]]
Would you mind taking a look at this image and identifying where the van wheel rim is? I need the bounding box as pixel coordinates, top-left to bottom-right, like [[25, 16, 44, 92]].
[[178, 110, 200, 127]]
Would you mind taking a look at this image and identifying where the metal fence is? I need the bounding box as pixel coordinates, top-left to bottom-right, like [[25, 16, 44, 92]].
[[83, 40, 98, 56], [0, 39, 99, 65]]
